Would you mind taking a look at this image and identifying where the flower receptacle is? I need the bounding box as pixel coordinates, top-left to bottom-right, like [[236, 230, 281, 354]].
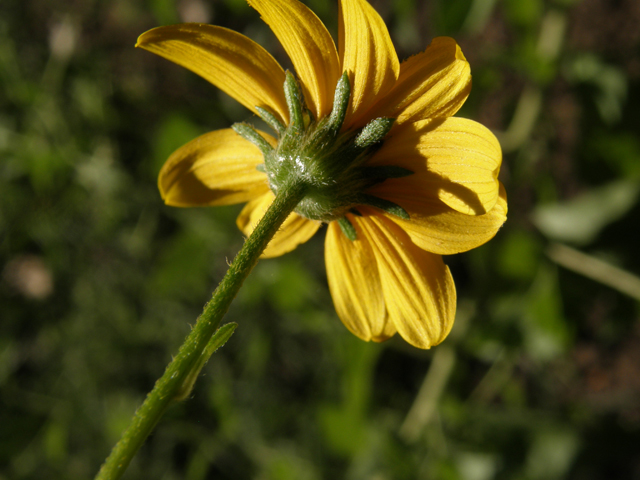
[[234, 71, 411, 226]]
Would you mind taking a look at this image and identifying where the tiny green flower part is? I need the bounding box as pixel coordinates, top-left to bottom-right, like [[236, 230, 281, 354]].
[[137, 0, 507, 349]]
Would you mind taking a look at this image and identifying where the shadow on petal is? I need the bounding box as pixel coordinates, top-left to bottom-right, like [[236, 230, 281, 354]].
[[368, 117, 502, 215]]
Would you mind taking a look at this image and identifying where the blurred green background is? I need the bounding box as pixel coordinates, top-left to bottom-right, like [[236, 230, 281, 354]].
[[2, 0, 640, 478]]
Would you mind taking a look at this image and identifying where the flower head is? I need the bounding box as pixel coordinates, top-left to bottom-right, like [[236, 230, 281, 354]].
[[137, 0, 507, 349]]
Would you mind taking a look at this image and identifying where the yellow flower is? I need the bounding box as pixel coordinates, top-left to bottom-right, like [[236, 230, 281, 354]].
[[136, 0, 507, 349]]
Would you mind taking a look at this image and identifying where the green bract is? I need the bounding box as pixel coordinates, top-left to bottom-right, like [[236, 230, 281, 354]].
[[233, 72, 411, 233]]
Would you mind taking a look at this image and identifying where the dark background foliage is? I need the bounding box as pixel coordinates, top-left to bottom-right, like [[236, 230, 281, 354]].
[[2, 0, 640, 478]]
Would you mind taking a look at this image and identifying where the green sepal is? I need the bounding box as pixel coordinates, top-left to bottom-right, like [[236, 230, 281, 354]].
[[256, 106, 285, 137], [284, 71, 304, 133], [326, 72, 350, 135], [358, 194, 410, 220], [338, 216, 357, 241], [305, 73, 350, 152], [232, 123, 273, 157], [355, 117, 396, 148], [234, 71, 404, 225], [173, 322, 237, 403], [256, 164, 266, 173]]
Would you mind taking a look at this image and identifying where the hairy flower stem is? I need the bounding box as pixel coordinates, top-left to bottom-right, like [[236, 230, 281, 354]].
[[96, 180, 308, 480]]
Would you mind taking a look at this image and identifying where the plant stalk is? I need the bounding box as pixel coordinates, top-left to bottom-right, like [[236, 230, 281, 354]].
[[96, 180, 308, 479]]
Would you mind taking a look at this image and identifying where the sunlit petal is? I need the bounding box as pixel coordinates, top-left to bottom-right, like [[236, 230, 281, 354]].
[[159, 129, 271, 207], [325, 219, 395, 342], [369, 181, 508, 255], [373, 37, 470, 124], [339, 0, 399, 127], [248, 0, 341, 120], [368, 117, 501, 215], [137, 23, 289, 124], [237, 191, 321, 258], [358, 214, 456, 349]]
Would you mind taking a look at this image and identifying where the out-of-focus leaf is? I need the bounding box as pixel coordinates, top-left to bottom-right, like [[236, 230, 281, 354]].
[[525, 427, 580, 480], [151, 113, 204, 179], [318, 338, 378, 456], [532, 180, 640, 244], [456, 452, 498, 480], [149, 230, 212, 300], [268, 260, 316, 311], [150, 0, 180, 25], [496, 228, 542, 280], [566, 54, 627, 124], [43, 420, 68, 463], [435, 0, 474, 34], [264, 449, 322, 480], [504, 0, 543, 28], [522, 264, 569, 361], [589, 132, 640, 179]]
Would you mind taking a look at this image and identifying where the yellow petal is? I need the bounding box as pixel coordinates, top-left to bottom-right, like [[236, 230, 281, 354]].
[[369, 117, 502, 215], [325, 219, 395, 342], [370, 181, 508, 255], [339, 0, 399, 127], [358, 214, 456, 349], [372, 37, 471, 124], [137, 24, 289, 124], [237, 191, 321, 258], [248, 0, 341, 120], [159, 129, 271, 207]]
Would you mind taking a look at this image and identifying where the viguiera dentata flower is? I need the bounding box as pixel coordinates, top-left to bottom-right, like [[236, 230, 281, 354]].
[[137, 0, 507, 348]]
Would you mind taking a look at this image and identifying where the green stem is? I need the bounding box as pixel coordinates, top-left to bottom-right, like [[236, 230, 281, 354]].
[[96, 180, 308, 480]]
